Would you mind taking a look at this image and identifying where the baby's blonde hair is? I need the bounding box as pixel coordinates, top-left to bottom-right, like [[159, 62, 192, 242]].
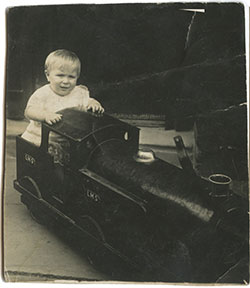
[[45, 49, 81, 76]]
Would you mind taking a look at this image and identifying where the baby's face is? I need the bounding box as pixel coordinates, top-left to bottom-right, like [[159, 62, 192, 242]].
[[46, 62, 79, 96]]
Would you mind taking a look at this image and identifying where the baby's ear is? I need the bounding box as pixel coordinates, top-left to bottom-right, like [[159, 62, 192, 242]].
[[44, 70, 50, 81]]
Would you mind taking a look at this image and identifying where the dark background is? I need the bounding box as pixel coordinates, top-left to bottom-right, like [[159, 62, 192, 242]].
[[5, 3, 246, 128]]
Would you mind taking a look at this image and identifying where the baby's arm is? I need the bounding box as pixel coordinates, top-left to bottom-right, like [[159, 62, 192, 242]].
[[73, 86, 104, 113], [25, 106, 62, 125], [25, 88, 63, 125]]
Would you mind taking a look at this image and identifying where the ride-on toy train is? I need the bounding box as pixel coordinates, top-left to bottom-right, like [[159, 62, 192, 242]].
[[14, 108, 248, 283]]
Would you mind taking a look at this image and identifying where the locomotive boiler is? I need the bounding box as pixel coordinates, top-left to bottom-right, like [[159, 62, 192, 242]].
[[14, 108, 249, 283]]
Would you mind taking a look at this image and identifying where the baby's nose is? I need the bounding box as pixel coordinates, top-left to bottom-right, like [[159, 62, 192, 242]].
[[62, 77, 70, 84]]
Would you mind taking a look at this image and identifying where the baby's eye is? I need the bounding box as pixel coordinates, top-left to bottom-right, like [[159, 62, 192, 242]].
[[69, 75, 76, 79]]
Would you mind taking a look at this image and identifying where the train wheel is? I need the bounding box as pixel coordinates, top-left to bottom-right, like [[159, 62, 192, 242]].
[[29, 205, 47, 225], [21, 194, 48, 226]]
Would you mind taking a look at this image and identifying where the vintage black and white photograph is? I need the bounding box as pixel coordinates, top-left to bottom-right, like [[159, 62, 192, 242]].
[[3, 1, 249, 284]]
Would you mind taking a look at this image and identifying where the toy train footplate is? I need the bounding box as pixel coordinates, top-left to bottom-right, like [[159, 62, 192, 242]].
[[14, 108, 249, 283]]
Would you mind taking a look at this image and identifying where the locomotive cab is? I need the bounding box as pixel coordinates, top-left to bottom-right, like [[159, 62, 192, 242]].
[[15, 108, 143, 213], [16, 109, 138, 194]]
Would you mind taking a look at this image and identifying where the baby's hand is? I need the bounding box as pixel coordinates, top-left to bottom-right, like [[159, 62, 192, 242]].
[[87, 99, 104, 113], [44, 112, 62, 125]]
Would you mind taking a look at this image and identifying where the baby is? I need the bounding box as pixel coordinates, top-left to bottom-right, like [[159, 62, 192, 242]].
[[22, 49, 104, 164], [22, 49, 104, 146]]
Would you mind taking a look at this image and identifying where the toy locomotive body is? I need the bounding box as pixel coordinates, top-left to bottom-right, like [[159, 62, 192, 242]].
[[14, 109, 248, 283]]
